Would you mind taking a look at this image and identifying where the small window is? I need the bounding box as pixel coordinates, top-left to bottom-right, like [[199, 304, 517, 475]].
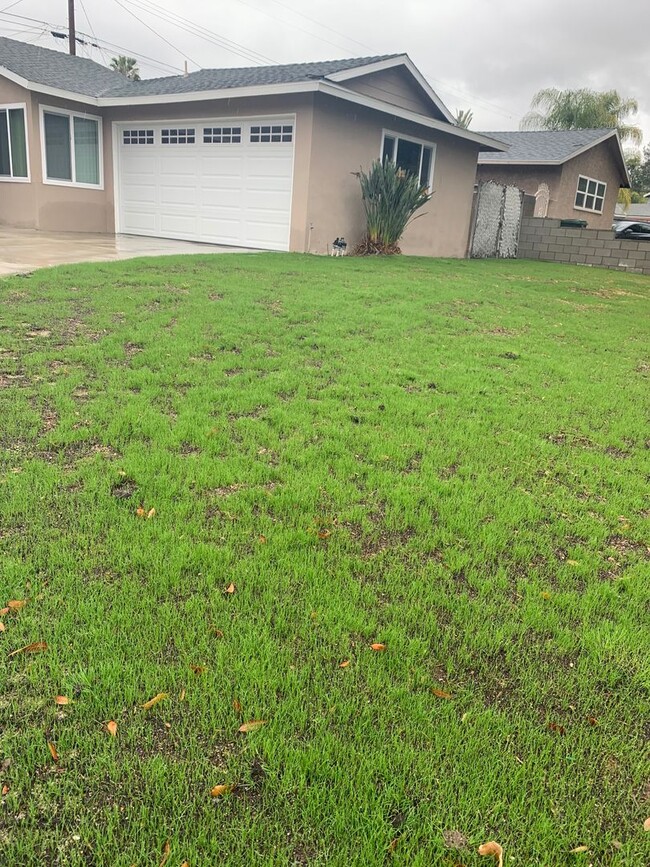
[[42, 108, 101, 187], [250, 123, 293, 143], [381, 132, 434, 189], [0, 105, 28, 180], [203, 126, 242, 144], [574, 174, 606, 213], [161, 128, 195, 145], [123, 129, 154, 145]]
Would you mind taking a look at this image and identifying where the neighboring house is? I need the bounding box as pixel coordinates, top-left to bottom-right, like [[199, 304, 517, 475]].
[[476, 129, 629, 229], [0, 37, 505, 256], [614, 202, 650, 222]]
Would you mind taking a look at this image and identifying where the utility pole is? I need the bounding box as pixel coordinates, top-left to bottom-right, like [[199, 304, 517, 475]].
[[68, 0, 76, 56]]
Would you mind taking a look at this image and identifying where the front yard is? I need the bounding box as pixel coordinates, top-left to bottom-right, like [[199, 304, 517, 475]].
[[0, 254, 648, 865]]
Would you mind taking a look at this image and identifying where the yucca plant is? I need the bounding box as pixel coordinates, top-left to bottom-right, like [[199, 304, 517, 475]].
[[354, 159, 432, 255]]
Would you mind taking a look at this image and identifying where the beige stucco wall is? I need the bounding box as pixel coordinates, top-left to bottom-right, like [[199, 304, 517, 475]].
[[0, 77, 38, 229], [344, 68, 440, 118], [555, 139, 623, 229], [476, 139, 624, 229], [305, 92, 480, 256]]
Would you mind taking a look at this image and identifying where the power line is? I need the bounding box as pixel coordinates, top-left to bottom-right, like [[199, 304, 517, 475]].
[[263, 0, 375, 53], [0, 0, 25, 13], [111, 0, 200, 68], [78, 0, 109, 65], [119, 0, 278, 66], [0, 12, 184, 75]]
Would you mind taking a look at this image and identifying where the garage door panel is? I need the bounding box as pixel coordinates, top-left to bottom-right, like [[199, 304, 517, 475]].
[[117, 119, 293, 250]]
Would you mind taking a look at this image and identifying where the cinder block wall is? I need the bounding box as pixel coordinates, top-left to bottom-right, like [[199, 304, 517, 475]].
[[518, 217, 650, 275]]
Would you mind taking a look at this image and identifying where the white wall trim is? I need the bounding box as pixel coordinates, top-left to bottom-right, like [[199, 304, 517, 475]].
[[325, 55, 456, 123], [317, 81, 508, 150]]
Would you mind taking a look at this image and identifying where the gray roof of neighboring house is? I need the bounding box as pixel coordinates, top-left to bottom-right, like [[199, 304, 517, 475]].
[[0, 36, 398, 98], [614, 202, 650, 217], [477, 128, 616, 163]]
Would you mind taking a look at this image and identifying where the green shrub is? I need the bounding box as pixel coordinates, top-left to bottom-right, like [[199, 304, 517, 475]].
[[354, 159, 432, 255]]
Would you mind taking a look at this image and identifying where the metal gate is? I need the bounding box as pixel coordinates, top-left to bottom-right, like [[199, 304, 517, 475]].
[[470, 181, 524, 258]]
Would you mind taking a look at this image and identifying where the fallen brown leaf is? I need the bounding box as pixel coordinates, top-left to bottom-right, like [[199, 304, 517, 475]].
[[180, 862, 189, 867], [47, 741, 59, 763], [8, 640, 47, 657], [258, 534, 267, 544], [7, 600, 26, 611], [190, 665, 206, 675], [106, 720, 118, 737], [211, 628, 224, 638], [179, 689, 186, 702], [587, 716, 598, 726], [225, 583, 236, 594], [569, 846, 589, 854], [0, 622, 5, 632], [548, 722, 566, 735], [478, 841, 503, 867], [339, 660, 350, 668], [431, 688, 453, 699], [1, 784, 8, 795], [370, 643, 386, 652], [238, 720, 266, 733], [387, 838, 398, 853], [612, 840, 623, 850], [210, 784, 234, 797], [160, 840, 171, 867], [0, 608, 8, 616], [55, 695, 70, 705], [141, 692, 168, 710], [644, 816, 650, 831], [147, 507, 156, 519], [317, 529, 331, 539], [136, 507, 146, 517], [232, 698, 242, 713]]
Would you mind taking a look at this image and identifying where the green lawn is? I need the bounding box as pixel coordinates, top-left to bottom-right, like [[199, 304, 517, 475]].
[[0, 254, 649, 866]]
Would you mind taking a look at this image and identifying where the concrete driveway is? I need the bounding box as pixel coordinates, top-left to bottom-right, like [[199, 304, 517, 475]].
[[0, 227, 259, 276]]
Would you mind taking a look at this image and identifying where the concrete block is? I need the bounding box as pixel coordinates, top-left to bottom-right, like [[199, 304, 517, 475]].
[[555, 252, 571, 262], [585, 255, 603, 265]]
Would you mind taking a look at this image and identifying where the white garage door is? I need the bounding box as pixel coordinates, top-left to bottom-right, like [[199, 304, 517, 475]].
[[115, 117, 295, 251]]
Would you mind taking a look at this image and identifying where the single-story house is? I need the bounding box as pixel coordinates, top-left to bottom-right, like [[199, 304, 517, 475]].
[[0, 36, 506, 256], [476, 129, 629, 229]]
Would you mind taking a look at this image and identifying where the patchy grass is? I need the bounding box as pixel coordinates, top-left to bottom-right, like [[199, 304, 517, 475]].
[[0, 254, 649, 866]]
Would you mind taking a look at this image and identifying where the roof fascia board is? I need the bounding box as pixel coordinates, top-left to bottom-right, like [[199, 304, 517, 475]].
[[0, 65, 99, 106], [325, 54, 456, 123], [98, 79, 318, 106], [318, 81, 508, 150]]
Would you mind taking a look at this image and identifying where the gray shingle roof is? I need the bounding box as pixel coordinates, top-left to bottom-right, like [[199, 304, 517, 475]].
[[0, 36, 399, 98], [477, 128, 616, 163]]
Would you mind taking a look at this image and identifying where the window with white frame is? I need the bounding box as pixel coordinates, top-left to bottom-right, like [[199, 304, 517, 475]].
[[42, 108, 101, 186], [0, 104, 28, 180], [574, 175, 606, 213], [381, 132, 434, 189]]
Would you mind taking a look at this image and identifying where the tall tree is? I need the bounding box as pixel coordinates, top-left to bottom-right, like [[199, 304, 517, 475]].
[[110, 56, 141, 81], [520, 87, 642, 146], [455, 108, 473, 129]]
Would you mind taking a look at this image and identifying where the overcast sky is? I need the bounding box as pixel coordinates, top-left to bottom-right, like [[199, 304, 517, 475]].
[[2, 0, 649, 148]]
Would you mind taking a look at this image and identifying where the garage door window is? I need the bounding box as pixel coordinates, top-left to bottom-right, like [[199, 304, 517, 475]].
[[250, 124, 293, 143], [0, 104, 28, 180], [123, 129, 154, 144], [161, 128, 195, 144], [42, 107, 101, 187], [204, 127, 241, 144], [574, 175, 606, 213]]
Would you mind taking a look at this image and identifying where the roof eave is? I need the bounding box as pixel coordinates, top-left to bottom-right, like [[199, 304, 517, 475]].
[[319, 81, 509, 150], [324, 54, 456, 123], [0, 64, 100, 106]]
